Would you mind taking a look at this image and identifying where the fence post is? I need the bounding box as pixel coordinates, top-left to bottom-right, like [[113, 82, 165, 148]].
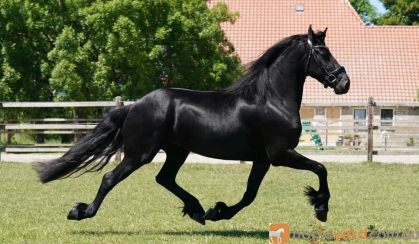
[[115, 96, 122, 162], [5, 119, 11, 145], [367, 97, 375, 161]]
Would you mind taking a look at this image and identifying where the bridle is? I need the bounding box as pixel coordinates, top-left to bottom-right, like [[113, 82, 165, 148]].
[[304, 39, 346, 88]]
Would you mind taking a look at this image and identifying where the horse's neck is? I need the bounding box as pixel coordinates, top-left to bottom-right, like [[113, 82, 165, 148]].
[[266, 49, 306, 110]]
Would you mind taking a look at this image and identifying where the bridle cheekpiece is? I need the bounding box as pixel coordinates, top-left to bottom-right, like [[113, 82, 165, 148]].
[[305, 39, 346, 88]]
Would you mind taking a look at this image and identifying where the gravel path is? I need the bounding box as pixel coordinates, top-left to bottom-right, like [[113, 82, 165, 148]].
[[1, 152, 418, 164]]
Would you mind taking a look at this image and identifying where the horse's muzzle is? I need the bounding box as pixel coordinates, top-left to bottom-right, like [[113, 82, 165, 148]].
[[334, 75, 350, 95]]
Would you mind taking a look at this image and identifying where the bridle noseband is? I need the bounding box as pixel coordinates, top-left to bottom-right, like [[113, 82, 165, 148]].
[[304, 39, 346, 88]]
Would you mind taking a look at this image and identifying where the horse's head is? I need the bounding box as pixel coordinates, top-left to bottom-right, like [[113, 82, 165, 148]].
[[304, 25, 350, 95]]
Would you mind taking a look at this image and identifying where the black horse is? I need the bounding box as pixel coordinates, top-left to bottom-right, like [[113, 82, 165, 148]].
[[36, 26, 350, 224]]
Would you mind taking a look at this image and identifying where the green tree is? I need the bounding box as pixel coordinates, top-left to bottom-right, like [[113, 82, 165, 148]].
[[0, 1, 58, 101], [0, 0, 243, 103], [0, 1, 66, 121], [377, 0, 419, 25], [349, 0, 378, 24]]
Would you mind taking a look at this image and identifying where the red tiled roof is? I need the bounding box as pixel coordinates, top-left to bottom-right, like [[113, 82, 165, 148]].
[[210, 0, 419, 103]]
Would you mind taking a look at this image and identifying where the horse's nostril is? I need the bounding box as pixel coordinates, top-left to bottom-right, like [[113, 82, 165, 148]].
[[344, 80, 350, 90]]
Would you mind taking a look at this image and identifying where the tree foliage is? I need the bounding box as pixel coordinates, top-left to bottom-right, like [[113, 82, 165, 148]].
[[350, 0, 418, 25], [0, 0, 58, 101], [348, 0, 378, 24], [0, 0, 243, 102], [376, 0, 419, 25]]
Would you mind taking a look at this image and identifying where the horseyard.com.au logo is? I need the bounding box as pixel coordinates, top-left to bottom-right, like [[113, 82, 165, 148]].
[[269, 223, 290, 244], [268, 223, 419, 243]]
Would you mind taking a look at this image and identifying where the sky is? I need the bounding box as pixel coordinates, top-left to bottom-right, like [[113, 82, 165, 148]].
[[369, 0, 387, 14]]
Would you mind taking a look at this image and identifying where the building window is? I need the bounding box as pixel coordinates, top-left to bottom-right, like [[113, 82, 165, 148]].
[[300, 107, 314, 120], [354, 109, 366, 126], [381, 109, 393, 126]]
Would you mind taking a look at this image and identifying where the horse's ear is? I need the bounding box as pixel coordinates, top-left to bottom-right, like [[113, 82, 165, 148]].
[[317, 27, 327, 42], [308, 25, 315, 42]]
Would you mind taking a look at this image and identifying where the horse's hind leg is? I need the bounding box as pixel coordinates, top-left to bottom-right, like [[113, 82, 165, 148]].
[[155, 145, 206, 225], [67, 151, 156, 221], [203, 160, 270, 221]]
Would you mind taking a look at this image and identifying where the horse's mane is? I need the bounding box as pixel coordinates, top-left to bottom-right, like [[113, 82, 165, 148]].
[[223, 34, 307, 99]]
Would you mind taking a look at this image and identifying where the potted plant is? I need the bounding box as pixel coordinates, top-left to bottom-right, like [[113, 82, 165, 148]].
[[343, 133, 353, 146]]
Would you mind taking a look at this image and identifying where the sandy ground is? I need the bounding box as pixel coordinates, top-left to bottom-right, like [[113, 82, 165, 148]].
[[1, 152, 418, 164]]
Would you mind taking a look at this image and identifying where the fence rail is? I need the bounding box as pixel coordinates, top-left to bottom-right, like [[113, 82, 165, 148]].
[[0, 101, 135, 108], [1, 97, 419, 162]]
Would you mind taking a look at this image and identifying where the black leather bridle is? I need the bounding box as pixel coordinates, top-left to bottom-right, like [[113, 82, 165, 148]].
[[305, 39, 346, 88]]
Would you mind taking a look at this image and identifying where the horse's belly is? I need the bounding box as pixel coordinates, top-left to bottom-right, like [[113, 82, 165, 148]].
[[171, 132, 261, 161], [192, 140, 258, 160]]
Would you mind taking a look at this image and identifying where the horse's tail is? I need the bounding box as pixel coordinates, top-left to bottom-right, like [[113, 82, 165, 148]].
[[34, 105, 131, 183]]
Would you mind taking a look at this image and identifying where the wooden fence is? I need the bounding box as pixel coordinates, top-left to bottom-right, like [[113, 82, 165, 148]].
[[1, 97, 419, 162], [0, 97, 133, 161]]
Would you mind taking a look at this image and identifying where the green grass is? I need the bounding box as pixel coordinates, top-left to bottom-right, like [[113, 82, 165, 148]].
[[0, 162, 418, 243]]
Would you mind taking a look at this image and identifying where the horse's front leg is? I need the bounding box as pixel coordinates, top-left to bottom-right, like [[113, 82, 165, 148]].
[[274, 149, 330, 222], [155, 145, 206, 225], [203, 160, 270, 221]]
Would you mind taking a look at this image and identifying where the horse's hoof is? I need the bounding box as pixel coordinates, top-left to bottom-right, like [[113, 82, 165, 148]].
[[203, 207, 217, 221], [203, 202, 228, 221], [181, 204, 206, 225], [192, 213, 205, 225], [315, 208, 328, 222], [67, 202, 89, 221]]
